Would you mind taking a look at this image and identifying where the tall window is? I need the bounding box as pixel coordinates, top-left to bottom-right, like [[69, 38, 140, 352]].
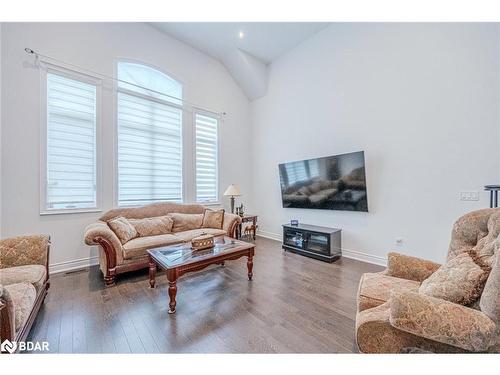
[[195, 113, 219, 203], [42, 71, 99, 213], [117, 62, 183, 206]]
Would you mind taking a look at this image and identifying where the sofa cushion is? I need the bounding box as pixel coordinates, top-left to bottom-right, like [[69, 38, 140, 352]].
[[128, 215, 174, 237], [480, 250, 499, 323], [357, 272, 420, 312], [419, 253, 489, 305], [122, 234, 183, 259], [0, 265, 46, 291], [2, 282, 36, 333], [173, 228, 226, 242], [169, 213, 204, 233], [202, 209, 225, 229], [107, 216, 138, 244]]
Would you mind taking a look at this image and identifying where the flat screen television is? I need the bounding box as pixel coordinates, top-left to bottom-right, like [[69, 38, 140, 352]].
[[279, 151, 368, 212]]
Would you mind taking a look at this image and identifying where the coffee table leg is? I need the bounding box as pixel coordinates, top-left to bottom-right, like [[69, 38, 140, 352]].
[[247, 254, 253, 280], [168, 281, 177, 314], [149, 256, 156, 288]]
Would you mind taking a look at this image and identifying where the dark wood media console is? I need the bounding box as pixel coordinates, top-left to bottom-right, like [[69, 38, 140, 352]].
[[282, 223, 341, 263]]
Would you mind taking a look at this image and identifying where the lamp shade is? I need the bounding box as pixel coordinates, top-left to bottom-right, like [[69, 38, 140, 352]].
[[223, 184, 241, 197]]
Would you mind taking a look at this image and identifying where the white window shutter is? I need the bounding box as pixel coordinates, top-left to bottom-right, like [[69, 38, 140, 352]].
[[46, 73, 97, 210], [117, 92, 183, 206], [195, 113, 218, 203]]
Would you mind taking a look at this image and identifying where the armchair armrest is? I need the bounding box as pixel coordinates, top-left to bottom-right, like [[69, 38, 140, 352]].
[[384, 252, 441, 282], [223, 213, 242, 238], [0, 284, 15, 341], [0, 235, 50, 269], [389, 291, 496, 352]]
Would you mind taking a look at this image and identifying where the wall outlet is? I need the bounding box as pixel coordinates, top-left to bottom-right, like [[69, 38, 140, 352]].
[[459, 191, 479, 201]]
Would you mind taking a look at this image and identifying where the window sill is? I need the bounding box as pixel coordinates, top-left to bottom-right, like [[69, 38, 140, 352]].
[[40, 208, 103, 216], [200, 202, 221, 207]]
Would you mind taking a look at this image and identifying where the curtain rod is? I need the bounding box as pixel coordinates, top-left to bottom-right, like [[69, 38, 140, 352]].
[[24, 48, 226, 117]]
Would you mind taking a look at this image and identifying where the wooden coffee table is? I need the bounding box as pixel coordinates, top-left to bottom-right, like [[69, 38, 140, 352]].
[[147, 236, 255, 314]]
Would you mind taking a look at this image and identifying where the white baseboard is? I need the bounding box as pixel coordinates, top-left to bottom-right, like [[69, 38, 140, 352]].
[[49, 256, 99, 274], [257, 231, 387, 267], [257, 230, 282, 241]]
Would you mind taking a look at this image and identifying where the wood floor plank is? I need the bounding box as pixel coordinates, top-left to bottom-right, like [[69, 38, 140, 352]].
[[26, 237, 382, 353]]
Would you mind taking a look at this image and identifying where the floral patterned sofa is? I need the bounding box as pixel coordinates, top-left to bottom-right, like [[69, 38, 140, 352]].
[[356, 208, 499, 353], [84, 202, 242, 286], [0, 235, 50, 350]]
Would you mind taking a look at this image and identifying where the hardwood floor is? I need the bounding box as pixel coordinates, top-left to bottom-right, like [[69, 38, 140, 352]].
[[28, 237, 383, 353]]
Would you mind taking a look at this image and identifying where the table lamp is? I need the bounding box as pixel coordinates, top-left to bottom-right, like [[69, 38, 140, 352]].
[[223, 184, 241, 214]]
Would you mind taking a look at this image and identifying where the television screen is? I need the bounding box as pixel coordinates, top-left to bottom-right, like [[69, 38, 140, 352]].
[[279, 151, 368, 212]]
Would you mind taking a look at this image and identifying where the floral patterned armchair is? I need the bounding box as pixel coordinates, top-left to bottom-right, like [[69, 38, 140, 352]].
[[0, 235, 50, 351], [355, 209, 499, 353]]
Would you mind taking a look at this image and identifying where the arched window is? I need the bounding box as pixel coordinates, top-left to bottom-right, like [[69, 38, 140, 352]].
[[117, 61, 183, 206]]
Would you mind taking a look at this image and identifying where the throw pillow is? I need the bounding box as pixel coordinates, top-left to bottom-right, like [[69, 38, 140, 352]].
[[419, 252, 489, 305], [107, 216, 138, 244], [128, 215, 174, 237], [202, 209, 225, 229], [168, 213, 204, 232]]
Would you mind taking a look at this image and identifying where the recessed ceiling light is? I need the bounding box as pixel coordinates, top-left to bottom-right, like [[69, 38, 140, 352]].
[[238, 31, 244, 39]]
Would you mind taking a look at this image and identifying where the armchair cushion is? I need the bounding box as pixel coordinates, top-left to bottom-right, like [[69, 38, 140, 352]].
[[128, 215, 173, 237], [357, 272, 420, 312], [0, 235, 49, 269], [107, 216, 138, 244], [2, 282, 36, 333], [389, 290, 496, 352], [202, 209, 225, 229], [419, 253, 489, 305], [0, 265, 46, 291], [169, 213, 204, 233], [385, 252, 441, 282]]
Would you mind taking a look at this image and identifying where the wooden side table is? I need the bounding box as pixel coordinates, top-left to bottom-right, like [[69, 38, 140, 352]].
[[237, 215, 258, 240]]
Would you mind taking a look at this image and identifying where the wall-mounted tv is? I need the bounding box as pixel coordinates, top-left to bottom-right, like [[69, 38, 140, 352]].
[[279, 151, 368, 212]]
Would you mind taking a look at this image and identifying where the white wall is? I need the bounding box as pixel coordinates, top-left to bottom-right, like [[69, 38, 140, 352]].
[[251, 23, 500, 264], [0, 22, 2, 237], [1, 23, 253, 272]]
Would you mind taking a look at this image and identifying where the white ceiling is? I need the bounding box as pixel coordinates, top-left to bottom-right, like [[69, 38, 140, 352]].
[[151, 22, 330, 100], [152, 22, 330, 64]]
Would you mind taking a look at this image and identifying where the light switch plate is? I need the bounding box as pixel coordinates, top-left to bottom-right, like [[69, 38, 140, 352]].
[[459, 191, 479, 201]]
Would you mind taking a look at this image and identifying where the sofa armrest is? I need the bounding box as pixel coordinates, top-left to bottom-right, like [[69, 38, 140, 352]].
[[384, 252, 441, 282], [223, 213, 242, 238], [0, 235, 50, 270], [389, 291, 496, 352], [84, 221, 123, 266]]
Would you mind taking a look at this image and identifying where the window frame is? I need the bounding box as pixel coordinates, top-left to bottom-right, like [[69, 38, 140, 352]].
[[40, 63, 103, 215], [193, 109, 221, 205], [114, 59, 185, 207]]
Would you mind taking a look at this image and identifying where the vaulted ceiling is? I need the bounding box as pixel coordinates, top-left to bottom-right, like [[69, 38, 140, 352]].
[[151, 22, 330, 100]]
